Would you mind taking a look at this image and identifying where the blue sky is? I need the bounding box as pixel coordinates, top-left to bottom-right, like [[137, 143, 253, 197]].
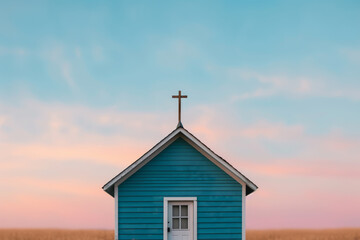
[[1, 0, 360, 132], [0, 0, 359, 229]]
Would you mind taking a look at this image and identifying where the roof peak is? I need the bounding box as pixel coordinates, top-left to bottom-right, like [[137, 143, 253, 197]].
[[176, 121, 184, 128]]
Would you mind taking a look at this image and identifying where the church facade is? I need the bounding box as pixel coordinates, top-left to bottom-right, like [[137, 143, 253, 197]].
[[103, 126, 257, 240]]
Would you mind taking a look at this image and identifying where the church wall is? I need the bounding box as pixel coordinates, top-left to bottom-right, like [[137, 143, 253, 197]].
[[117, 137, 243, 240]]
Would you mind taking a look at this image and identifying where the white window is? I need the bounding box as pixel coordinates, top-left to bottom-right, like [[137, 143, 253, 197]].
[[172, 204, 188, 230]]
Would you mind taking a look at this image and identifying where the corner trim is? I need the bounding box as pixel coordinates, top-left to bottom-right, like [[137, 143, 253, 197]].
[[114, 182, 118, 240], [242, 184, 246, 240]]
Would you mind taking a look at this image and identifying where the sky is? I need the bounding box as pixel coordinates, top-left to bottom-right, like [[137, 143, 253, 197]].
[[0, 0, 360, 230]]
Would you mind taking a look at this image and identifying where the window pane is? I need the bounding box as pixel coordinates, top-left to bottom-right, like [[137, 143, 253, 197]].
[[172, 218, 179, 229], [181, 218, 188, 229], [181, 205, 188, 216], [173, 205, 179, 217]]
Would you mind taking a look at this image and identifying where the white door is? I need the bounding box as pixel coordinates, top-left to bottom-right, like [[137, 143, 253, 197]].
[[168, 202, 194, 240]]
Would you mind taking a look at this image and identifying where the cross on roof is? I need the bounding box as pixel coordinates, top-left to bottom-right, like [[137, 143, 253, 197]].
[[172, 90, 187, 128]]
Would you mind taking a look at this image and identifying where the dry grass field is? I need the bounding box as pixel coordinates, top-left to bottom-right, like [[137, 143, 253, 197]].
[[247, 229, 360, 240], [0, 229, 113, 240], [0, 229, 359, 240]]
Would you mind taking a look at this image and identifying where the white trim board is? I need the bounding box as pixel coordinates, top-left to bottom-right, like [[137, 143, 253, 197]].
[[114, 182, 118, 240], [242, 183, 246, 240], [103, 127, 258, 196], [163, 197, 197, 240]]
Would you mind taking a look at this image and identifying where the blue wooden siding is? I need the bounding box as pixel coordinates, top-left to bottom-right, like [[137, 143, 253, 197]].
[[118, 137, 242, 240]]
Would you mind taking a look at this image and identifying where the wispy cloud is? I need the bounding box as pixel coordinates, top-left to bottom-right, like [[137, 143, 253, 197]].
[[0, 115, 6, 127], [340, 47, 360, 65], [225, 68, 360, 101], [238, 121, 304, 140], [0, 99, 172, 165], [91, 45, 105, 62], [44, 45, 76, 88], [187, 105, 305, 143], [187, 105, 360, 179], [155, 39, 199, 70], [0, 46, 28, 57], [228, 69, 316, 100]]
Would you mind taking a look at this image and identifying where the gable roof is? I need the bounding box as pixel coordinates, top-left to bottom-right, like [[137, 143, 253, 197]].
[[102, 126, 258, 196]]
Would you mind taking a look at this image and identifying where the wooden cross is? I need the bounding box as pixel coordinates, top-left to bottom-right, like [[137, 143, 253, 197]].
[[172, 90, 187, 126]]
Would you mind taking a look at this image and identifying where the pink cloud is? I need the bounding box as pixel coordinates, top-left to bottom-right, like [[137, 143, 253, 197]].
[[1, 100, 359, 230], [238, 121, 303, 140], [0, 100, 176, 228], [0, 141, 144, 166], [0, 99, 175, 165], [187, 106, 304, 142], [0, 189, 113, 229], [247, 183, 360, 229], [237, 160, 360, 179]]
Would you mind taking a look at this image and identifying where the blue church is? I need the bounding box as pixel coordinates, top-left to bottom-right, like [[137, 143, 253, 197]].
[[103, 91, 258, 240]]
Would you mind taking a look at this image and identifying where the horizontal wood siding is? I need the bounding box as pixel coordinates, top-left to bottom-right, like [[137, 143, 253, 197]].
[[118, 137, 242, 240]]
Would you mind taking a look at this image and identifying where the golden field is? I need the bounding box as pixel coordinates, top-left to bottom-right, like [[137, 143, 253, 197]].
[[246, 229, 360, 240], [0, 229, 359, 240]]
